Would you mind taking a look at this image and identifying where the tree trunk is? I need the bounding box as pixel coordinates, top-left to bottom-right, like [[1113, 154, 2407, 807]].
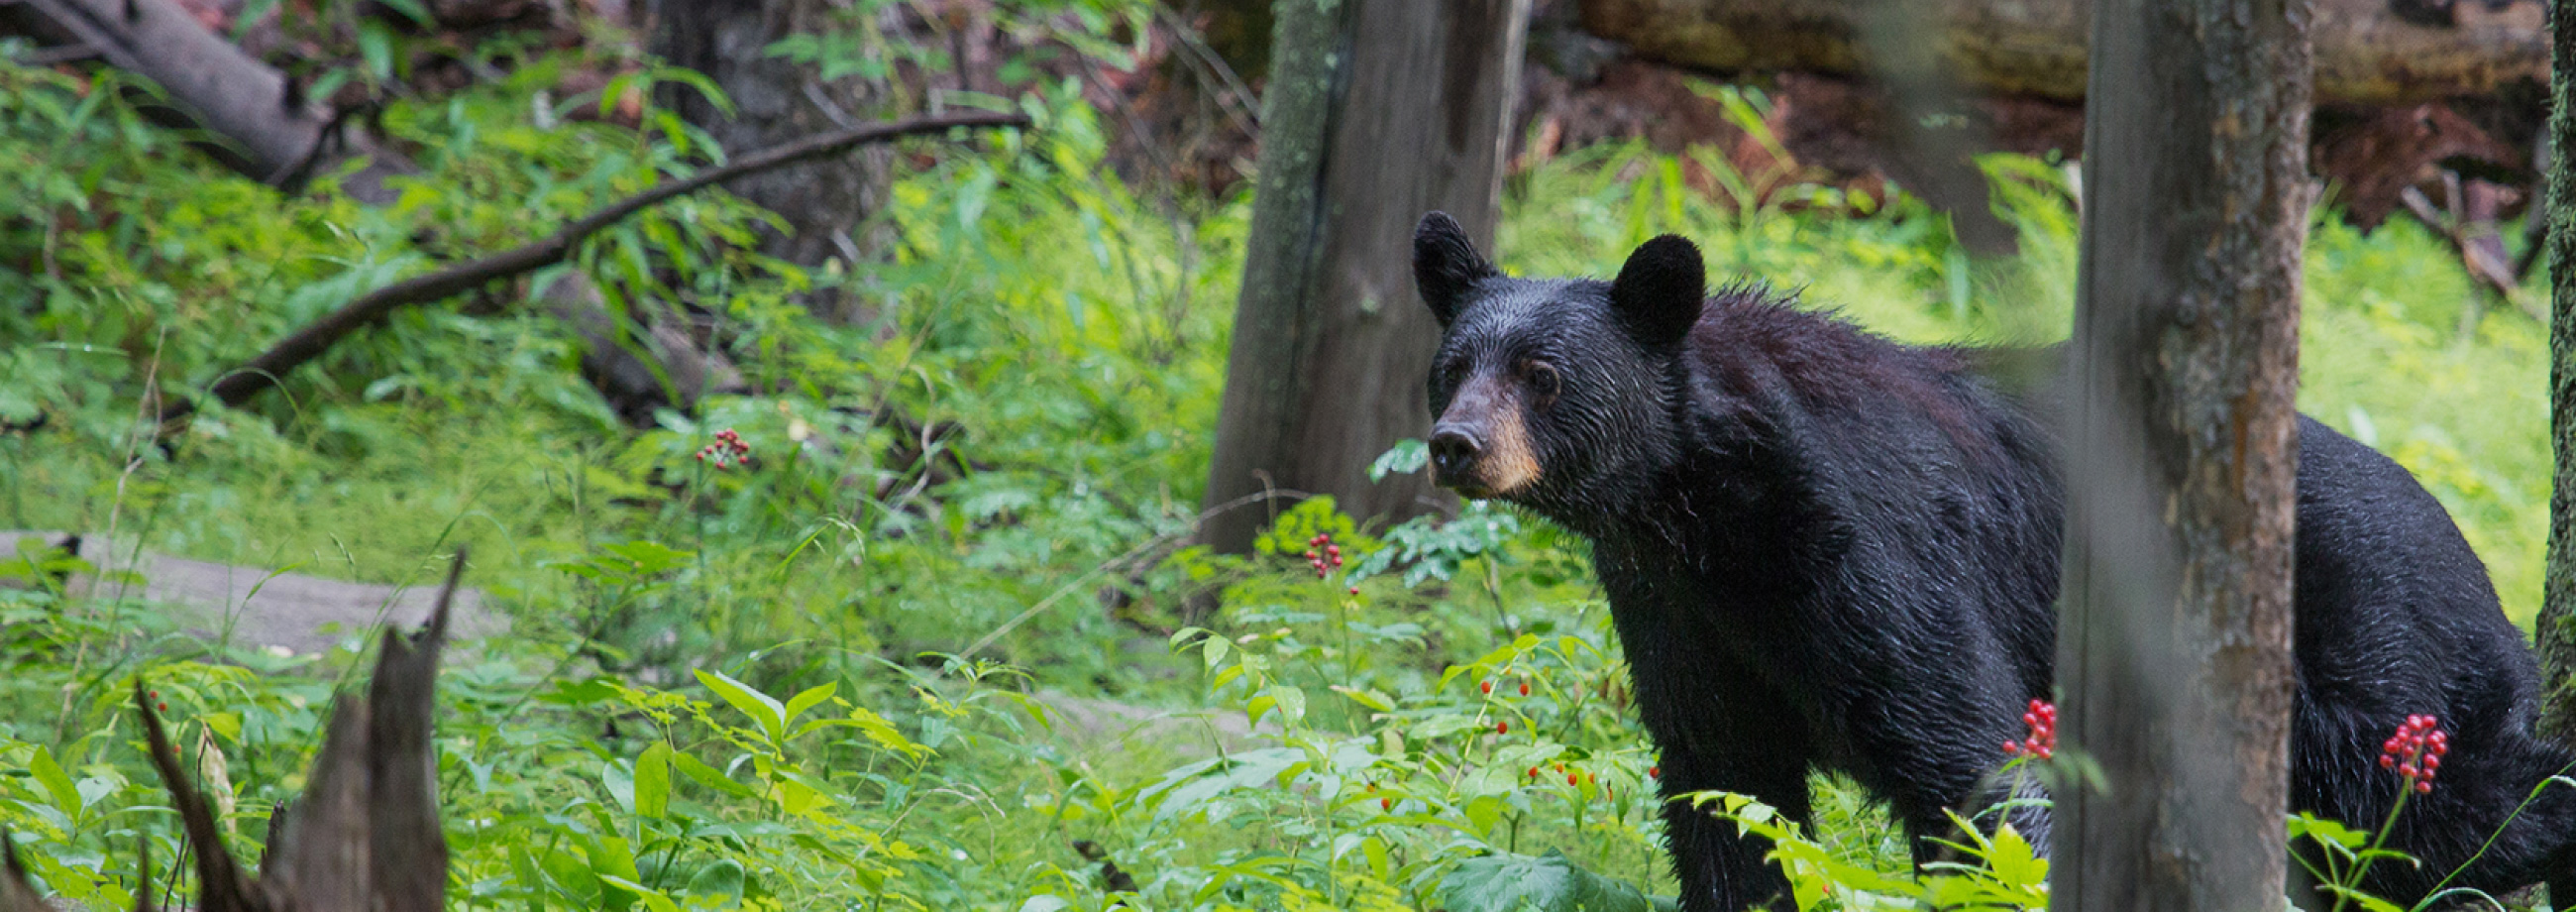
[[2536, 8, 2576, 908], [1583, 0, 2536, 107], [2052, 0, 2308, 908], [1198, 0, 1532, 555], [648, 0, 893, 323]]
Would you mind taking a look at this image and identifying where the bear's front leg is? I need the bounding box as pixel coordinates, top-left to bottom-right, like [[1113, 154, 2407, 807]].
[[1658, 742, 1810, 912]]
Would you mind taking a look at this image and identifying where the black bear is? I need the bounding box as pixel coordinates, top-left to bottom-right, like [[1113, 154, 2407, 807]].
[[1409, 212, 2576, 910]]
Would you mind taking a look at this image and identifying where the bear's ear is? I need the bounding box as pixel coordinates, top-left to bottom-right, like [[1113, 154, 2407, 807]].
[[1610, 234, 1706, 346], [1414, 211, 1498, 327]]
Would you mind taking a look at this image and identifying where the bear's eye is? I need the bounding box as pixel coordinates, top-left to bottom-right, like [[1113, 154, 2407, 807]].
[[1439, 358, 1468, 389], [1525, 361, 1561, 401]]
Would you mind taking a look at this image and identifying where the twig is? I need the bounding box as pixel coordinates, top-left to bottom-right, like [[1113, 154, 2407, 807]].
[[2398, 182, 2538, 319], [160, 110, 1029, 428], [9, 43, 102, 65]]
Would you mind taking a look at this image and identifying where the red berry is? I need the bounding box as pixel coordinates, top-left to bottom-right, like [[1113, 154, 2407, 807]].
[[1528, 766, 1540, 779], [1649, 765, 1662, 778], [157, 702, 167, 711], [1380, 797, 1392, 810], [1568, 772, 1579, 785], [1519, 682, 1531, 697], [2416, 780, 2433, 794], [1496, 722, 1509, 735]]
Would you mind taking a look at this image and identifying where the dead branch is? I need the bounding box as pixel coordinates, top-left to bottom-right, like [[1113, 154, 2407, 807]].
[[158, 111, 1027, 428]]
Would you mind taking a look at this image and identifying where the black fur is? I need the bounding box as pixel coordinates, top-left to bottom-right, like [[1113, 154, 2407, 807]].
[[1413, 219, 2576, 911], [1415, 211, 1500, 329]]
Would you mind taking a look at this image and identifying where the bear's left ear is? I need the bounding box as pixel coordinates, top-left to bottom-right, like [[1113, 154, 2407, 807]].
[[1610, 234, 1705, 346], [1415, 211, 1498, 328]]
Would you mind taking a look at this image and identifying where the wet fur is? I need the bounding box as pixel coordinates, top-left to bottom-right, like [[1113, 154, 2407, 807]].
[[1414, 217, 2576, 911]]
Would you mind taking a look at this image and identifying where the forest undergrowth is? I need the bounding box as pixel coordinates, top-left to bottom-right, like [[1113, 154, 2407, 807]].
[[0, 50, 2559, 911]]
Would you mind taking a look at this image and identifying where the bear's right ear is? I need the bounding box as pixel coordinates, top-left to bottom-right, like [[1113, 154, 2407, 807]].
[[1414, 211, 1497, 328], [1610, 234, 1706, 346]]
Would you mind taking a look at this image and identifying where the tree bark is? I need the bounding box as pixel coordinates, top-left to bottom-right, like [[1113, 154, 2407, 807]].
[[648, 0, 893, 323], [2052, 0, 2308, 908], [1583, 0, 2535, 107], [1198, 0, 1532, 555], [2534, 0, 2576, 866]]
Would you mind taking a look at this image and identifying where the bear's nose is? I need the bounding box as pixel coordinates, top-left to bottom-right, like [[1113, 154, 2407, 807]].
[[1429, 425, 1485, 479]]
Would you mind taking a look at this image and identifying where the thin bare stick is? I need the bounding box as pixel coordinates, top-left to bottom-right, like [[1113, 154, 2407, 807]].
[[161, 111, 1028, 427]]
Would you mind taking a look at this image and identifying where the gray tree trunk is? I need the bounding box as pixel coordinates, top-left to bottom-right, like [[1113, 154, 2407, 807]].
[[2051, 0, 2310, 908], [1198, 0, 1533, 555], [649, 0, 893, 323], [2535, 15, 2576, 911]]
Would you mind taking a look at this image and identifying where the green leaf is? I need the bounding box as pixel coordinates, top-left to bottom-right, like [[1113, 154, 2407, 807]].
[[601, 760, 636, 815], [696, 669, 787, 743], [783, 682, 836, 730], [684, 859, 745, 900], [1441, 850, 1663, 912], [671, 751, 759, 800], [357, 22, 396, 80], [28, 746, 78, 817], [634, 742, 671, 820], [597, 875, 680, 912]]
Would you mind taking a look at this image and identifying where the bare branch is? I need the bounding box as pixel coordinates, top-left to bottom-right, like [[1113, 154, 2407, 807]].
[[159, 111, 1027, 428]]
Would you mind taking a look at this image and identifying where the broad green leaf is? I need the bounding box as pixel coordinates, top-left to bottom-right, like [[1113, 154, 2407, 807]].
[[672, 751, 759, 800], [634, 742, 671, 820], [783, 682, 836, 729], [601, 760, 636, 815], [598, 875, 680, 912], [28, 747, 78, 817], [684, 859, 745, 900], [696, 669, 787, 743], [1440, 850, 1663, 912]]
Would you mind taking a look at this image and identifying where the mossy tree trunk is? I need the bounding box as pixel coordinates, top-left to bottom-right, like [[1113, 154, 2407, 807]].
[[1199, 0, 1532, 555], [2536, 6, 2576, 906], [2052, 0, 2310, 908]]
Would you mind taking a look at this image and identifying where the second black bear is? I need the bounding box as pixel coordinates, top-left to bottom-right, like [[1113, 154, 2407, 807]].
[[1409, 212, 2576, 910]]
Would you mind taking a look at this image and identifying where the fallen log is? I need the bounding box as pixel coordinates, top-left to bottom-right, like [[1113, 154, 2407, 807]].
[[0, 0, 413, 202], [158, 110, 1028, 429], [1581, 0, 2546, 106]]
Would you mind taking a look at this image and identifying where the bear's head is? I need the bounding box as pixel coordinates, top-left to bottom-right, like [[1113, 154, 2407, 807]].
[[1412, 212, 1703, 521]]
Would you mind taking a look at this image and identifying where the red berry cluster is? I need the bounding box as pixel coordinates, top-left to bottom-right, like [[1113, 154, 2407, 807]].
[[696, 428, 753, 470], [2002, 699, 2057, 760], [1304, 534, 1342, 577], [2380, 715, 2450, 794], [1305, 533, 1355, 595]]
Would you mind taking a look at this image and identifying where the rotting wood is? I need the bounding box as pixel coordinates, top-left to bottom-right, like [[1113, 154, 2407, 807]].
[[1582, 0, 2541, 107]]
